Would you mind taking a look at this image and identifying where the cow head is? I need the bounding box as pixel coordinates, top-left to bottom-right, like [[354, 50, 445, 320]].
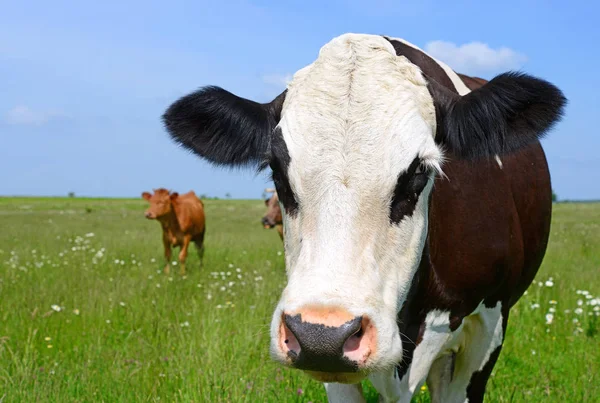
[[142, 188, 178, 219], [162, 34, 565, 382], [262, 188, 283, 229]]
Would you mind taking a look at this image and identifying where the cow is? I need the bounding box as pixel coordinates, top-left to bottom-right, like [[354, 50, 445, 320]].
[[142, 188, 206, 275], [161, 34, 566, 402], [262, 188, 284, 240]]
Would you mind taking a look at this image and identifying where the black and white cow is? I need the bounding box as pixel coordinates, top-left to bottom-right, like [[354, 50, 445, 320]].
[[162, 34, 566, 402]]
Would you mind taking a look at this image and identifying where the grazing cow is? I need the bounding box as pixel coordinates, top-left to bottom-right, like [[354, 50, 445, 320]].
[[262, 188, 284, 240], [162, 34, 566, 402], [142, 188, 206, 275]]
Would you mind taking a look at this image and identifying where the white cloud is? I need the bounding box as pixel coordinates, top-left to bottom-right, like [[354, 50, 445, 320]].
[[424, 41, 527, 76], [4, 106, 66, 126], [262, 73, 293, 89]]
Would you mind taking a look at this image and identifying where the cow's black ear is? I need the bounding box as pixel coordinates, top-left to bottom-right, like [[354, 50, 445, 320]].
[[430, 72, 566, 159], [162, 87, 286, 168]]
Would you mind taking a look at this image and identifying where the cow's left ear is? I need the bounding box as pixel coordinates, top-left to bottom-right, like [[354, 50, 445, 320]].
[[142, 192, 152, 201], [430, 72, 566, 159], [163, 87, 286, 169], [170, 192, 179, 201]]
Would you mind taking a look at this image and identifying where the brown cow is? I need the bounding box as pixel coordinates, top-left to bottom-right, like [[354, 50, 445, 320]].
[[142, 188, 205, 275], [262, 188, 283, 240]]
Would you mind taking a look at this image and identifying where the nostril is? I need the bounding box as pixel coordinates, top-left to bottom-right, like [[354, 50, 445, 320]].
[[280, 318, 301, 359], [353, 325, 364, 339], [342, 317, 374, 365]]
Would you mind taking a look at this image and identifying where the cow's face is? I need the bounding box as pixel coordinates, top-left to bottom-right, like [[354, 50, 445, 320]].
[[265, 36, 442, 381], [162, 33, 565, 382], [142, 189, 176, 219], [262, 192, 283, 229]]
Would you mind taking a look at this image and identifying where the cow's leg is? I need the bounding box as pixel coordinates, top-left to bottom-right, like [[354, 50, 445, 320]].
[[369, 310, 456, 402], [426, 301, 506, 403], [324, 383, 365, 403], [178, 234, 192, 275], [368, 368, 404, 403], [193, 232, 205, 266], [162, 235, 172, 275]]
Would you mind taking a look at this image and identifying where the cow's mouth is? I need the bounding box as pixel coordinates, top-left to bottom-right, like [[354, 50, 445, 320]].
[[263, 223, 275, 229]]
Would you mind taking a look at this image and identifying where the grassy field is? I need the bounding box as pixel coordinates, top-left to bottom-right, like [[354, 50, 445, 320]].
[[0, 197, 598, 402]]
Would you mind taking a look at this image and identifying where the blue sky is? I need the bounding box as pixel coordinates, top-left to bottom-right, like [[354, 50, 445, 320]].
[[1, 0, 598, 200]]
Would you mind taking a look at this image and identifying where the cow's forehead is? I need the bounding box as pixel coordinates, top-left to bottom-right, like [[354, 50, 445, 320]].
[[283, 34, 435, 125], [276, 34, 440, 194]]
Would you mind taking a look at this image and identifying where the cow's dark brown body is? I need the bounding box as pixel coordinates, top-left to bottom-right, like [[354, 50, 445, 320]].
[[392, 42, 553, 401]]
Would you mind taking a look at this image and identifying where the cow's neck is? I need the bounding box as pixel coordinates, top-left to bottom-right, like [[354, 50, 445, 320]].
[[158, 211, 180, 234]]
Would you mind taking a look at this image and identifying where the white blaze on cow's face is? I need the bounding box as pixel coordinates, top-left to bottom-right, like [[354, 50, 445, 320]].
[[268, 34, 443, 381]]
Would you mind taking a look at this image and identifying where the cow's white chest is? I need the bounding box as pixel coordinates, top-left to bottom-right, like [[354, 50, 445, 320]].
[[365, 302, 504, 403]]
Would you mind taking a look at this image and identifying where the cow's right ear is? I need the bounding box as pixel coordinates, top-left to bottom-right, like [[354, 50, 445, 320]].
[[162, 87, 286, 169], [142, 192, 151, 201]]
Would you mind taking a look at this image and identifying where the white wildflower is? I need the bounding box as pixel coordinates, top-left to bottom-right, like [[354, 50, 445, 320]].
[[51, 305, 62, 312], [545, 313, 554, 324]]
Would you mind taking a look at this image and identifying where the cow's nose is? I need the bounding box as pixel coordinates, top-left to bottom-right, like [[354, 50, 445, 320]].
[[261, 217, 272, 227], [279, 308, 375, 373], [145, 211, 154, 219]]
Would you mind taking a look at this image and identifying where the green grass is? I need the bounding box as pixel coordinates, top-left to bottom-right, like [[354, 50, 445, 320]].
[[0, 198, 598, 402]]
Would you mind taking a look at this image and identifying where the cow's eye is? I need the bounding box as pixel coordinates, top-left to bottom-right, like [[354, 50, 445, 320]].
[[415, 163, 427, 176], [389, 159, 431, 224]]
